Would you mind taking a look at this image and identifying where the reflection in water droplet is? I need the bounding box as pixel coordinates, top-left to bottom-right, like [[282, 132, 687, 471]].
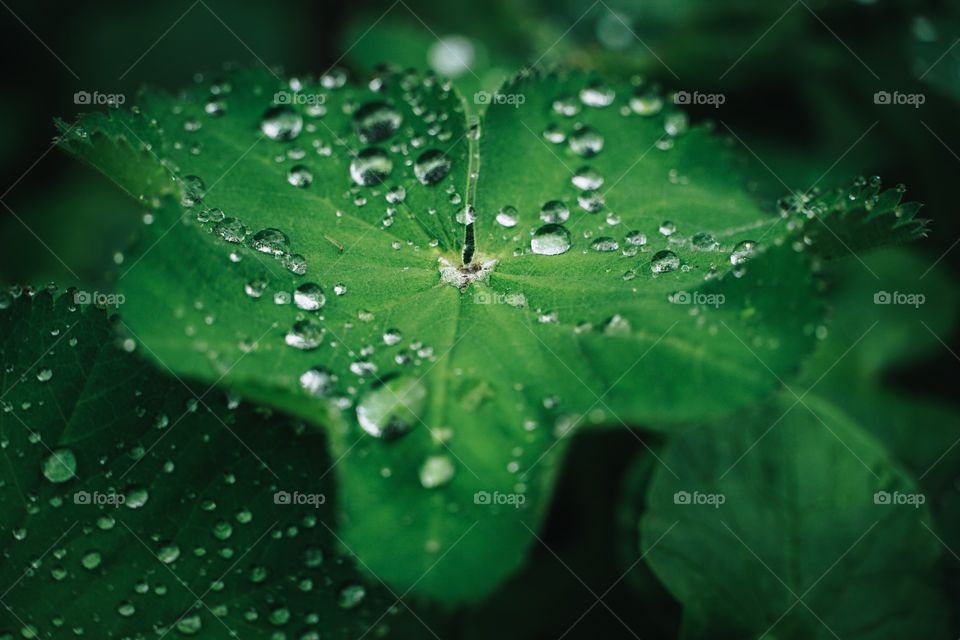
[[285, 319, 325, 350], [356, 376, 427, 439], [496, 205, 519, 228], [251, 228, 290, 256], [730, 240, 758, 265], [261, 106, 303, 141], [531, 224, 572, 256], [214, 218, 247, 243], [293, 283, 326, 311], [568, 126, 604, 157], [691, 232, 719, 250], [287, 165, 313, 188], [419, 455, 455, 488], [414, 150, 452, 185], [350, 148, 393, 186], [300, 367, 336, 397], [354, 101, 403, 143], [650, 250, 680, 273], [590, 237, 619, 252], [540, 200, 570, 223], [42, 449, 76, 483], [572, 166, 604, 190]]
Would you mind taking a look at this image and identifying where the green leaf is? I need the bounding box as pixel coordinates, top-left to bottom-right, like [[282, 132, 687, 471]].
[[58, 66, 837, 602], [638, 392, 951, 639], [0, 289, 432, 638]]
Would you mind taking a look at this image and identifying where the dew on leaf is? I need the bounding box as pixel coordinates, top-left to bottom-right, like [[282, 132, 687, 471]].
[[299, 366, 336, 398], [285, 319, 324, 350], [572, 166, 604, 190], [41, 449, 76, 483], [350, 148, 393, 186], [579, 81, 615, 107], [293, 283, 326, 311], [629, 92, 664, 116], [531, 224, 572, 256], [337, 583, 367, 609], [250, 228, 290, 256], [353, 101, 403, 143], [287, 165, 313, 188], [356, 376, 427, 439], [419, 455, 455, 488], [214, 218, 247, 243], [730, 240, 758, 265], [540, 200, 570, 223], [650, 250, 680, 273], [260, 105, 303, 141], [496, 205, 519, 228], [414, 149, 452, 185], [692, 232, 719, 250], [568, 126, 604, 157], [590, 237, 619, 252]]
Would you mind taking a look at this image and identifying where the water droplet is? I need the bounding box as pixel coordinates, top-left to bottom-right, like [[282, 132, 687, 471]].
[[650, 250, 680, 273], [572, 166, 604, 190], [659, 221, 677, 237], [300, 367, 336, 397], [590, 237, 619, 252], [282, 253, 308, 275], [496, 205, 519, 228], [385, 185, 406, 204], [540, 200, 570, 223], [251, 228, 289, 256], [42, 449, 76, 483], [350, 148, 393, 186], [337, 583, 366, 609], [214, 218, 247, 243], [124, 486, 149, 509], [36, 368, 53, 382], [577, 191, 605, 213], [157, 543, 180, 564], [579, 81, 615, 107], [625, 230, 647, 246], [414, 150, 452, 185], [356, 376, 427, 439], [293, 283, 326, 311], [180, 175, 206, 206], [691, 232, 719, 250], [287, 164, 313, 188], [80, 550, 101, 570], [603, 314, 632, 336], [730, 240, 758, 265], [383, 328, 402, 346], [552, 96, 581, 117], [354, 101, 403, 143], [244, 276, 267, 299], [531, 224, 572, 256], [419, 455, 455, 488], [543, 123, 566, 143], [629, 92, 663, 116], [261, 106, 303, 141], [568, 126, 604, 157], [285, 319, 324, 350], [664, 112, 689, 137]]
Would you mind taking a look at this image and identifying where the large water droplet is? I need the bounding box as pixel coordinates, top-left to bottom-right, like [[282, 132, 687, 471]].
[[350, 148, 393, 186], [650, 250, 680, 273], [250, 228, 289, 256], [354, 101, 403, 143], [540, 200, 570, 223], [293, 283, 326, 311], [42, 449, 76, 483], [419, 455, 455, 488], [414, 150, 452, 185], [568, 126, 604, 157], [214, 218, 247, 243], [730, 240, 758, 265], [356, 376, 427, 439], [285, 319, 325, 350], [531, 224, 572, 255], [572, 166, 604, 190], [261, 106, 303, 141]]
